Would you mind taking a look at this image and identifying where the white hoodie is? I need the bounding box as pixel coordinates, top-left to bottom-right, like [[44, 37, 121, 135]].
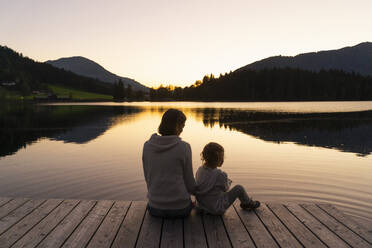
[[142, 133, 197, 209], [195, 165, 232, 214]]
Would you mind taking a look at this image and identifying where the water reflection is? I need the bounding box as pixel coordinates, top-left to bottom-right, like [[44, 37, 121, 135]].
[[197, 109, 372, 156], [1, 105, 372, 158], [0, 105, 142, 157], [0, 103, 371, 220]]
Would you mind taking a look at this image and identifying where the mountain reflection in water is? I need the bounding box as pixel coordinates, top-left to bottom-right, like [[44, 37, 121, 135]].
[[0, 105, 142, 157], [1, 104, 372, 157], [197, 109, 372, 156]]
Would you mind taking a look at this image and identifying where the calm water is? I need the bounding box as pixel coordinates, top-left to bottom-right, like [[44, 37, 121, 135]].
[[1, 101, 372, 222]]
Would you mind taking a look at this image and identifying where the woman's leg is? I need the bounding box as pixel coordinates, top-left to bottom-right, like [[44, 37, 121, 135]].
[[147, 201, 193, 218]]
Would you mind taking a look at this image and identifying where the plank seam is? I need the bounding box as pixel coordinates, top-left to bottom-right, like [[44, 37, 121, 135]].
[[134, 208, 150, 248], [34, 200, 81, 247], [59, 200, 98, 248], [8, 199, 65, 247], [283, 204, 330, 248], [299, 204, 354, 248], [200, 213, 210, 248], [182, 218, 185, 248], [133, 203, 147, 248], [0, 198, 31, 221], [0, 199, 47, 236], [253, 208, 282, 248], [219, 214, 233, 248], [109, 201, 132, 248], [266, 204, 305, 247], [316, 204, 372, 246], [232, 204, 258, 248], [158, 217, 164, 248], [84, 200, 116, 248], [0, 198, 13, 208]]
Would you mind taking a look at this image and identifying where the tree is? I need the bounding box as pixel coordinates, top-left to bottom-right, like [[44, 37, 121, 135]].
[[127, 84, 133, 100], [113, 79, 126, 100]]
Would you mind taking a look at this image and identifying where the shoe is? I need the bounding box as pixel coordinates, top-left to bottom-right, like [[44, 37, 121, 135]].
[[240, 200, 260, 210]]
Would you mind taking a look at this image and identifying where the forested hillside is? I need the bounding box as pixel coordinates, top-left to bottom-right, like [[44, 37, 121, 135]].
[[150, 68, 372, 101], [0, 46, 113, 96]]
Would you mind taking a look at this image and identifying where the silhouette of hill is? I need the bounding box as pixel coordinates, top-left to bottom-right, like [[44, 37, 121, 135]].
[[237, 42, 372, 76], [0, 46, 113, 96], [46, 56, 149, 92]]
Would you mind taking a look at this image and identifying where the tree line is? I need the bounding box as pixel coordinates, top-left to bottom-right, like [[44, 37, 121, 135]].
[[150, 68, 372, 101], [0, 46, 115, 96]]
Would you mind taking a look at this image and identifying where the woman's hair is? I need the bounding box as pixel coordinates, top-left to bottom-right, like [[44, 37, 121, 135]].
[[158, 109, 186, 136], [201, 142, 224, 168]]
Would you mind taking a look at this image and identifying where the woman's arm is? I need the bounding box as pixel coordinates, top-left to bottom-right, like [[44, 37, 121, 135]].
[[183, 143, 197, 194]]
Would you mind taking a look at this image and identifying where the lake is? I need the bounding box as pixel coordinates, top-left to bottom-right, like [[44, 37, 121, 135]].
[[0, 101, 372, 222]]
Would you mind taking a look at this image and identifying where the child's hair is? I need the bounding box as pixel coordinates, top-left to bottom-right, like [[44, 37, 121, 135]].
[[201, 142, 224, 168]]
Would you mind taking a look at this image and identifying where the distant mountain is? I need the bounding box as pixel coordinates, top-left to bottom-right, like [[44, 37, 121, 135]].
[[46, 56, 148, 92], [237, 42, 372, 76], [0, 45, 113, 96]]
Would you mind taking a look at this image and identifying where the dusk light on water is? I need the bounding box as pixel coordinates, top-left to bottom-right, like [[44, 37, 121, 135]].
[[1, 0, 372, 246]]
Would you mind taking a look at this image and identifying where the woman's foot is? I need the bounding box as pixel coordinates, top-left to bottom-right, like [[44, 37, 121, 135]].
[[240, 200, 260, 210]]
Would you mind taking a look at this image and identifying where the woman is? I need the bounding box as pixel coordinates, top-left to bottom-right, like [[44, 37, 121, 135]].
[[142, 109, 197, 218]]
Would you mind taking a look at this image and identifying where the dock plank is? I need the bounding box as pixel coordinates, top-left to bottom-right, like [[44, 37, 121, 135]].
[[285, 203, 350, 248], [37, 200, 96, 248], [161, 218, 183, 248], [112, 201, 147, 248], [0, 199, 63, 248], [318, 203, 372, 245], [0, 198, 29, 219], [233, 203, 278, 248], [184, 209, 208, 248], [86, 201, 131, 248], [62, 200, 114, 248], [255, 204, 301, 248], [136, 211, 163, 248], [268, 203, 326, 247], [0, 199, 46, 235], [223, 206, 255, 248], [11, 199, 80, 248], [0, 197, 369, 248], [0, 198, 12, 208], [302, 203, 371, 248], [203, 214, 232, 248]]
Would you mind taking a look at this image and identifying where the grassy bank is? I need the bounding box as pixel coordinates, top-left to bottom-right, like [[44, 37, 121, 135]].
[[48, 84, 113, 100], [1, 84, 113, 101]]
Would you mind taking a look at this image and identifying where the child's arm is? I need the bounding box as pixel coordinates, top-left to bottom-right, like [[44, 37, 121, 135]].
[[218, 171, 232, 192]]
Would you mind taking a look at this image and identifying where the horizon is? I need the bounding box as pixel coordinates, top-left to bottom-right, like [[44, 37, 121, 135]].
[[1, 0, 372, 87]]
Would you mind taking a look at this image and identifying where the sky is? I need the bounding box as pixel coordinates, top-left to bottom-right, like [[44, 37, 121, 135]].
[[1, 0, 371, 88]]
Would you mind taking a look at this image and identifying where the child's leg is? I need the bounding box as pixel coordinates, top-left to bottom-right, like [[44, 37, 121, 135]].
[[226, 184, 252, 206]]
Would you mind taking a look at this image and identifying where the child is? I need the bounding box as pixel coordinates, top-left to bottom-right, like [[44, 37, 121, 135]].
[[195, 142, 260, 215]]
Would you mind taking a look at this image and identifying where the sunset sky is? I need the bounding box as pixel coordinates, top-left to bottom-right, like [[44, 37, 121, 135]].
[[1, 0, 371, 87]]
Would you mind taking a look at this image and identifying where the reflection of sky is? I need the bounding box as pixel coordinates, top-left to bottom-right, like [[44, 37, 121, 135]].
[[48, 101, 372, 113], [0, 107, 372, 222]]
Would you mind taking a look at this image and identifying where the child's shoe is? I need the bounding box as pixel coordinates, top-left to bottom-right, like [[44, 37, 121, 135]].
[[240, 200, 260, 210]]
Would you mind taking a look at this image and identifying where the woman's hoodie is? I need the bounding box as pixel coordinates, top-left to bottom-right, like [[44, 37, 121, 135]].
[[142, 133, 197, 209], [195, 165, 231, 214]]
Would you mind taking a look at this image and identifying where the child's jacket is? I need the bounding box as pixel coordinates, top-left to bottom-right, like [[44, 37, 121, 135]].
[[195, 165, 232, 214]]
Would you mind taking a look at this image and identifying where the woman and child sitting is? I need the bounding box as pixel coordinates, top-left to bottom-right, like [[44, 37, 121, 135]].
[[142, 109, 260, 218]]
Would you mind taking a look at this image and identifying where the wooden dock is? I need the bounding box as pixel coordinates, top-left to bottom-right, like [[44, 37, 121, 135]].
[[0, 198, 371, 247]]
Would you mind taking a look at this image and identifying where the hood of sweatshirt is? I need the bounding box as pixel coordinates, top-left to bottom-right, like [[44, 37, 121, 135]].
[[145, 133, 182, 152]]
